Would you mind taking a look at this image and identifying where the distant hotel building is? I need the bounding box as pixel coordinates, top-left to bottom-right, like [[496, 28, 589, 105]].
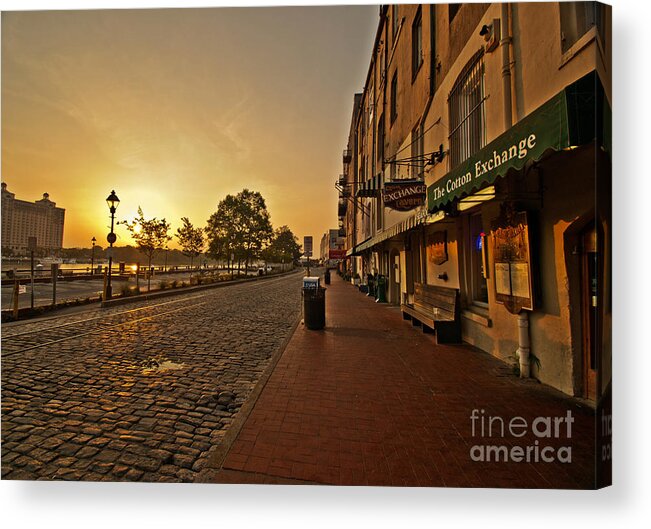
[[1, 182, 65, 254]]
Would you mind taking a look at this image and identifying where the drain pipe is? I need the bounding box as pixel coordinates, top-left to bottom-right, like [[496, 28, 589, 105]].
[[500, 3, 513, 130], [500, 3, 530, 378]]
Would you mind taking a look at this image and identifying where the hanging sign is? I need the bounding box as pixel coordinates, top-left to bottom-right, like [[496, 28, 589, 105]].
[[491, 210, 534, 313], [383, 181, 426, 211]]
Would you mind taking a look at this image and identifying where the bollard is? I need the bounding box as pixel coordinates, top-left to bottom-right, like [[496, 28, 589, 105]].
[[51, 263, 58, 306], [102, 270, 108, 301], [13, 280, 19, 319]]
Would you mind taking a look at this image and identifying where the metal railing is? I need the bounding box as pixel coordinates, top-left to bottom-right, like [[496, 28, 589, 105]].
[[448, 50, 486, 168]]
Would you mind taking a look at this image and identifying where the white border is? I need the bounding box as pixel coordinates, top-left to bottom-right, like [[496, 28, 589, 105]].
[[1, 1, 650, 527]]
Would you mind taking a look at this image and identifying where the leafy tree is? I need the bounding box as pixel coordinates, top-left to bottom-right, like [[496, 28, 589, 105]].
[[176, 217, 205, 277], [261, 225, 302, 264], [121, 207, 172, 291], [205, 189, 273, 276]]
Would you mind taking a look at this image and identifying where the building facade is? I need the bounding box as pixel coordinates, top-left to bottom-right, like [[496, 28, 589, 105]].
[[1, 182, 66, 254], [340, 2, 611, 401], [320, 229, 346, 264]]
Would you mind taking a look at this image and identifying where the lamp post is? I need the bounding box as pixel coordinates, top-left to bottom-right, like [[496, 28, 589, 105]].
[[91, 236, 96, 275], [105, 190, 120, 300]]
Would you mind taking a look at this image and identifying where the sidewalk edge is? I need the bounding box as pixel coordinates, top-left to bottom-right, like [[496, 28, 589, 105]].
[[196, 312, 302, 483]]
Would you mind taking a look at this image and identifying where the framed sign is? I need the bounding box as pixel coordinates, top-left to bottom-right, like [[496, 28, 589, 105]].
[[491, 210, 534, 313], [382, 180, 426, 211], [427, 231, 448, 266]]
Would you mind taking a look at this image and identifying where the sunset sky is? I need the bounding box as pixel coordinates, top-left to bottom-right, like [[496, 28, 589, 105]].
[[1, 4, 378, 249]]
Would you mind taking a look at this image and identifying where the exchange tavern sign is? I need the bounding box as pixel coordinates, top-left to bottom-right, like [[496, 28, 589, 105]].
[[383, 180, 426, 211]]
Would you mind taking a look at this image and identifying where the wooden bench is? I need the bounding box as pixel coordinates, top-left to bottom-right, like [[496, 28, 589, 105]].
[[400, 283, 462, 344]]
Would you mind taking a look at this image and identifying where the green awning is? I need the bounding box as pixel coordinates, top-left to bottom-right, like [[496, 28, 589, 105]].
[[348, 211, 429, 256], [427, 70, 609, 213]]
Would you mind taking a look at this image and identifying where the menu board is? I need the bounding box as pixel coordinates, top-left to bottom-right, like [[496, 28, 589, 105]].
[[427, 231, 448, 266], [491, 211, 534, 313]]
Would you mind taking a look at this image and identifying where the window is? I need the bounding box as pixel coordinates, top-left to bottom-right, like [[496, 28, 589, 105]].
[[468, 213, 488, 305], [377, 113, 385, 167], [448, 50, 485, 168], [410, 123, 424, 179], [368, 80, 374, 131], [449, 4, 461, 23], [390, 71, 398, 124], [560, 2, 606, 53], [412, 7, 423, 80]]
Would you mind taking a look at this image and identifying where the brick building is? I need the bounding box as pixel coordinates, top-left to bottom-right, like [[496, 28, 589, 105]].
[[339, 3, 611, 401]]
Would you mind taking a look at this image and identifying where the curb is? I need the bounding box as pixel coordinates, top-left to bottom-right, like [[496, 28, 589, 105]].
[[196, 312, 302, 483], [100, 269, 301, 308]]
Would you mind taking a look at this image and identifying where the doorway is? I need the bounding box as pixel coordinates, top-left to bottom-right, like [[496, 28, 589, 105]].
[[389, 248, 400, 305]]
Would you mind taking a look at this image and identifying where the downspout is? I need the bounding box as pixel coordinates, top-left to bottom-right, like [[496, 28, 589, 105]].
[[501, 3, 530, 378], [419, 4, 437, 284], [353, 126, 359, 276]]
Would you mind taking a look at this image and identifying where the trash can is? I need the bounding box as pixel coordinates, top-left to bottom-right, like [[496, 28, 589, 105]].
[[324, 269, 331, 285], [375, 275, 387, 303], [303, 286, 326, 330]]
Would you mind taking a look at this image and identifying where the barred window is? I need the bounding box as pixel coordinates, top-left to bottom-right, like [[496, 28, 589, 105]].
[[448, 50, 485, 168]]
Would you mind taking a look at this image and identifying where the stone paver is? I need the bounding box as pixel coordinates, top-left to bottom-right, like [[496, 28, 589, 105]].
[[208, 273, 597, 488], [1, 272, 302, 482]]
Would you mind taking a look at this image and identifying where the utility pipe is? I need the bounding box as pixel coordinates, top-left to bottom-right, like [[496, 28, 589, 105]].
[[500, 3, 513, 131], [501, 3, 530, 378]]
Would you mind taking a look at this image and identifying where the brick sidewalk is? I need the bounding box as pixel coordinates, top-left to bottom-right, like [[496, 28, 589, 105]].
[[202, 273, 597, 488]]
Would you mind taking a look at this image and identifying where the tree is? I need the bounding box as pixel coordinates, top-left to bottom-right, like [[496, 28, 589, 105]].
[[205, 189, 273, 276], [122, 207, 172, 291], [176, 217, 205, 277], [261, 225, 302, 264]]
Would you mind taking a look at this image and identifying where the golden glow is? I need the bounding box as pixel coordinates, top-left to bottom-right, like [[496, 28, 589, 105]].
[[130, 265, 138, 272], [458, 186, 497, 212], [1, 7, 378, 248]]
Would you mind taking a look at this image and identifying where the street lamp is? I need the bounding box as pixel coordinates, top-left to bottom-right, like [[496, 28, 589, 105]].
[[105, 190, 120, 299], [91, 236, 96, 275]]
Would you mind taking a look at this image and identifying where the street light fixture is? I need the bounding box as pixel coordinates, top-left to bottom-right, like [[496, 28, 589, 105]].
[[105, 190, 120, 300], [91, 236, 96, 275]]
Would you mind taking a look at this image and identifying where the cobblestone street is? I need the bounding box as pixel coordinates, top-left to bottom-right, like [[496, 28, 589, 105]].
[[1, 272, 302, 482]]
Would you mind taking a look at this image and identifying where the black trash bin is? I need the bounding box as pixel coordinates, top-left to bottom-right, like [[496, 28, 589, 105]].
[[376, 274, 387, 303], [367, 274, 375, 297], [324, 269, 331, 285], [303, 286, 326, 330]]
